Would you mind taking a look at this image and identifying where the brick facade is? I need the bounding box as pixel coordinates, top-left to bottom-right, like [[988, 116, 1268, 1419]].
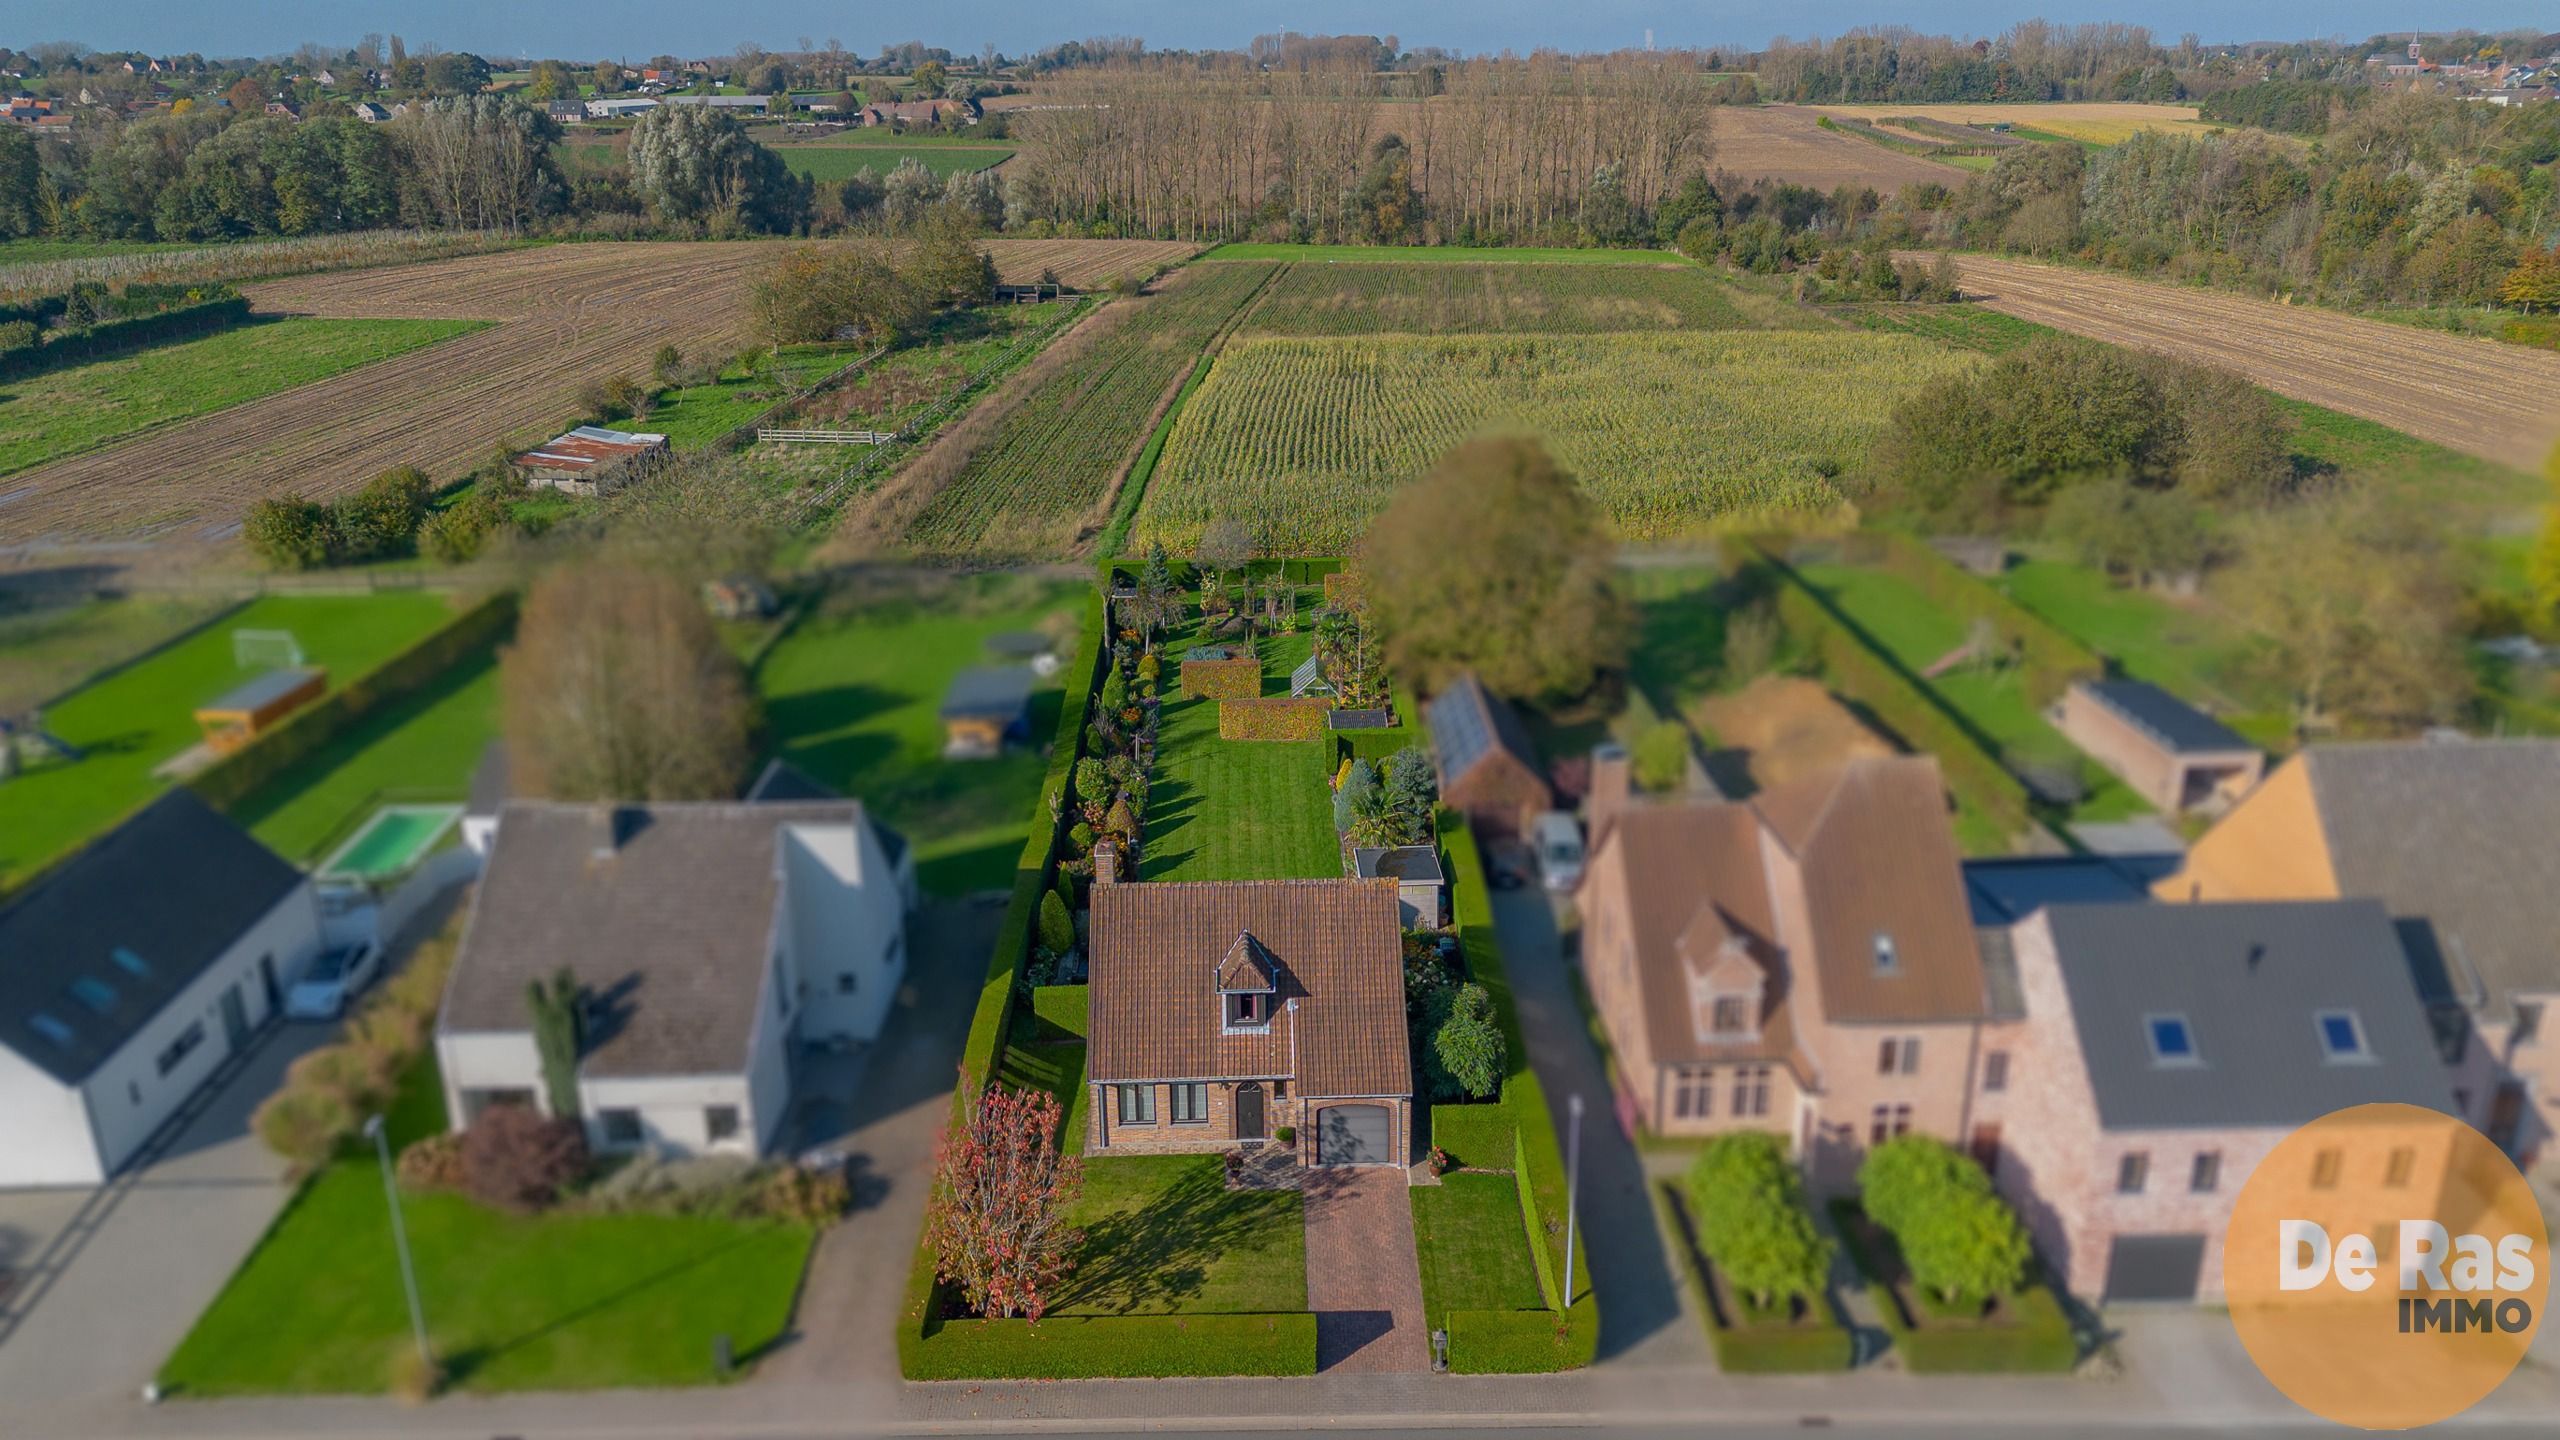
[[2054, 685, 2261, 816], [1086, 1078, 1410, 1167]]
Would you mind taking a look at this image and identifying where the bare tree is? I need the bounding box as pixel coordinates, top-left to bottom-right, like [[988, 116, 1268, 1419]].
[[502, 563, 753, 802]]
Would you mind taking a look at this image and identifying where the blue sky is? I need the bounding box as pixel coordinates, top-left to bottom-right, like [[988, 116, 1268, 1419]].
[[11, 0, 2549, 62]]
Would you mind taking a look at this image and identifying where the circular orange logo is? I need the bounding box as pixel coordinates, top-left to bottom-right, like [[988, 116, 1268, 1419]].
[[2224, 1103, 2546, 1430]]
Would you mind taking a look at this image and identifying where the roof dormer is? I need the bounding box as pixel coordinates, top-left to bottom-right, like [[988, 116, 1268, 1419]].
[[1678, 904, 1764, 1044], [1218, 932, 1277, 1031]]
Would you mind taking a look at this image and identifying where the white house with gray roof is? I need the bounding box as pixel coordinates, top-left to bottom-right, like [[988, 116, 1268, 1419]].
[[0, 793, 323, 1187], [435, 799, 914, 1159]]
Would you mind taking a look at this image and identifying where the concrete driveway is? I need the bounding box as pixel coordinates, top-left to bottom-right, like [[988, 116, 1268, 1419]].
[[1303, 1168, 1428, 1373]]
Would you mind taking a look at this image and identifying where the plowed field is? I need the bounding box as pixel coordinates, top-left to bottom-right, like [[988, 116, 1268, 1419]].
[[1712, 106, 1963, 191], [1, 240, 1195, 545], [1930, 253, 2560, 471]]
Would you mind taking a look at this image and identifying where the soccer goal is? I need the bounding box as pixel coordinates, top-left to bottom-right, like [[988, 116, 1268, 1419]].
[[232, 629, 305, 669]]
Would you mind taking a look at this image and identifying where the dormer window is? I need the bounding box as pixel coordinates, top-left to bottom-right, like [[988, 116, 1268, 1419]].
[[1226, 991, 1268, 1028], [1710, 995, 1750, 1035], [1216, 932, 1278, 1033], [1873, 932, 1899, 974]]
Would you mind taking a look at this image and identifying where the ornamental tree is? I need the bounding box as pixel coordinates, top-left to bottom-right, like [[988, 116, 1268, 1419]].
[[927, 1087, 1084, 1320], [1685, 1132, 1831, 1311], [1857, 1133, 2029, 1306], [1427, 982, 1505, 1101]]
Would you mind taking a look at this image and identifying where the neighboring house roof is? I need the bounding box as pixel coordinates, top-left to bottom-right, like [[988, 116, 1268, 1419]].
[[443, 801, 887, 1077], [2077, 679, 2253, 756], [1089, 878, 1407, 1098], [2304, 740, 2560, 1023], [1426, 673, 1541, 791], [941, 666, 1034, 721], [2039, 899, 2452, 1131], [1963, 856, 2148, 926], [1755, 756, 1987, 1024], [1353, 845, 1444, 884], [0, 792, 303, 1085], [742, 758, 908, 866]]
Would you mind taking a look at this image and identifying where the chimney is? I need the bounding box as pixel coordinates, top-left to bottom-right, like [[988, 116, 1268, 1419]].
[[1092, 838, 1119, 886], [588, 805, 622, 862], [1587, 742, 1632, 853]]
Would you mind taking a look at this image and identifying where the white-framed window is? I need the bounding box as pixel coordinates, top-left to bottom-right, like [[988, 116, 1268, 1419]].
[[1224, 991, 1268, 1028], [1673, 1068, 1713, 1119], [1733, 1064, 1772, 1117], [1710, 995, 1750, 1034], [1878, 1035, 1921, 1075], [1116, 1084, 1155, 1126], [1170, 1082, 1208, 1124]]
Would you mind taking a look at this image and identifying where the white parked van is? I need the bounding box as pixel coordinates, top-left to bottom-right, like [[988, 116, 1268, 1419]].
[[1529, 811, 1585, 893]]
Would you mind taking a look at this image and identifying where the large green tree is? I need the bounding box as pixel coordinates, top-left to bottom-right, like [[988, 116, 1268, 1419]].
[[1685, 1133, 1832, 1311], [625, 102, 807, 233], [1359, 437, 1629, 704]]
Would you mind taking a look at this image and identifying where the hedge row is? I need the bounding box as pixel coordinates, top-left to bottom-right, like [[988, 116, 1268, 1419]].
[[1028, 983, 1089, 1043], [185, 590, 517, 812], [1860, 532, 2102, 706], [1761, 566, 2038, 841], [1658, 1182, 1853, 1373], [1218, 696, 1330, 741], [1829, 1200, 2079, 1374], [905, 1312, 1316, 1380], [1179, 655, 1261, 700], [1431, 813, 1599, 1374], [0, 295, 252, 380]]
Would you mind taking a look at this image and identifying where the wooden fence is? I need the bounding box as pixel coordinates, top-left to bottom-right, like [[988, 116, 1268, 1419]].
[[754, 427, 901, 446]]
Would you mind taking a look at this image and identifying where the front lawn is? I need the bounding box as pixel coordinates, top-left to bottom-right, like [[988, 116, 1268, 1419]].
[[1138, 624, 1339, 883], [1047, 1156, 1307, 1317], [1411, 1172, 1546, 1324], [161, 1055, 813, 1396], [0, 591, 460, 887], [753, 575, 1081, 895]]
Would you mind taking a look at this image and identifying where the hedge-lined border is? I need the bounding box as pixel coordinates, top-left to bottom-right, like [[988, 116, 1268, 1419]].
[[1218, 695, 1330, 741], [1179, 655, 1260, 700], [1855, 531, 2102, 707], [1656, 1181, 1854, 1373], [1431, 813, 1599, 1373], [0, 294, 251, 380]]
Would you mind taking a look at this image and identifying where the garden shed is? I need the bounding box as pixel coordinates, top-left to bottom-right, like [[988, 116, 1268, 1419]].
[[2053, 679, 2261, 816], [193, 667, 326, 756], [1427, 672, 1550, 840], [940, 666, 1036, 759]]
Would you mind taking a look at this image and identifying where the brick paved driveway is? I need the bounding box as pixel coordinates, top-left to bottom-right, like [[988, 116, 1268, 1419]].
[[1302, 1167, 1429, 1373]]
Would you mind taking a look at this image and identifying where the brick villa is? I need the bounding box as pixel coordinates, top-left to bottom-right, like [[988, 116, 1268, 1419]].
[[1083, 846, 1413, 1167]]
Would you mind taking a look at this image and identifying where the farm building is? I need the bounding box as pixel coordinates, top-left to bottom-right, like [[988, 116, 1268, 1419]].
[[664, 94, 772, 110], [2052, 679, 2261, 816], [1426, 672, 1550, 840], [193, 666, 325, 757], [0, 792, 325, 1186], [585, 97, 659, 118], [1352, 844, 1445, 928], [510, 425, 669, 496], [940, 666, 1036, 758]]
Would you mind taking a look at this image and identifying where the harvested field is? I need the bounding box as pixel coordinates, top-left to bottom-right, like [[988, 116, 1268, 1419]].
[[1929, 253, 2560, 472], [1, 240, 1187, 545], [1815, 102, 2215, 146], [1710, 106, 1962, 191], [1238, 262, 1748, 335]]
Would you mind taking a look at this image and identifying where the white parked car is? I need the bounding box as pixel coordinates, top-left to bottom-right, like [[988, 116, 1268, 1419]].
[[1530, 811, 1585, 894], [285, 942, 383, 1020]]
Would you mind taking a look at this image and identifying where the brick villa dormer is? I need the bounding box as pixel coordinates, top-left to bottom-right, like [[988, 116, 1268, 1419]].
[[1216, 933, 1279, 1032]]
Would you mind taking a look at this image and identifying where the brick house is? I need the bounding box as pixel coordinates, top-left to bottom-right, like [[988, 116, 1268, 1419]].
[[2051, 679, 2262, 815], [1084, 850, 1412, 1168], [1577, 753, 2001, 1188], [2154, 738, 2560, 1162], [1426, 672, 1550, 841], [1994, 899, 2457, 1302]]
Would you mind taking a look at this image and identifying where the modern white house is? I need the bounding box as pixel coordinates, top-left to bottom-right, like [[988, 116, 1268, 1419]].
[[434, 799, 916, 1157], [0, 793, 324, 1188]]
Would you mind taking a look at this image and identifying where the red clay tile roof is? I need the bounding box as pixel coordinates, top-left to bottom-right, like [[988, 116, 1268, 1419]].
[[1089, 878, 1408, 1099]]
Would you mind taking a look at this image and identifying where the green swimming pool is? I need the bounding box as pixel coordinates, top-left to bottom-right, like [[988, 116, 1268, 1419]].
[[317, 804, 461, 882]]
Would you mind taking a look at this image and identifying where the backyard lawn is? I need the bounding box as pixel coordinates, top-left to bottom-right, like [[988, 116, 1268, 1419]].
[[1994, 559, 2273, 713], [1047, 1156, 1307, 1317], [160, 1056, 812, 1396], [0, 317, 485, 477], [0, 592, 238, 713], [0, 591, 460, 888], [1793, 564, 2148, 824], [753, 575, 1081, 895], [1411, 1172, 1546, 1325], [1138, 623, 1340, 883]]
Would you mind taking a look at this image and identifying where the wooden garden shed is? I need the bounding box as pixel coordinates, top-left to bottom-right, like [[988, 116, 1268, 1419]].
[[195, 667, 326, 756]]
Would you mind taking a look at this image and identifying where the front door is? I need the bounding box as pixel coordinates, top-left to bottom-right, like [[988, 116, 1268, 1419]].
[[1235, 1083, 1266, 1141], [219, 983, 250, 1052], [2489, 1082, 2527, 1153], [1969, 1123, 2002, 1176], [257, 954, 280, 1016]]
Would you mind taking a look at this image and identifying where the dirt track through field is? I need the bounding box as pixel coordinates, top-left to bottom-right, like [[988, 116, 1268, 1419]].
[[0, 240, 1196, 546], [1932, 254, 2560, 472], [1712, 106, 1965, 192]]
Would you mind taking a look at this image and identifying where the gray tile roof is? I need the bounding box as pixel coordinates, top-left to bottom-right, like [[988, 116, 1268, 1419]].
[[2041, 899, 2453, 1131], [2080, 679, 2253, 755], [941, 666, 1035, 721], [2302, 739, 2560, 1023], [0, 792, 304, 1085], [442, 800, 880, 1078]]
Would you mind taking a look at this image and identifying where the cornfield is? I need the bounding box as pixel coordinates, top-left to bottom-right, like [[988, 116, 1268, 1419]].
[[894, 262, 1279, 557], [1236, 261, 1748, 336], [1133, 332, 1980, 553], [0, 229, 520, 307]]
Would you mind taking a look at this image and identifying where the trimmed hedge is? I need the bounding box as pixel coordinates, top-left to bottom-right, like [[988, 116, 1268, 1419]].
[[1658, 1182, 1853, 1373], [906, 1312, 1316, 1379], [184, 590, 517, 812], [1218, 696, 1330, 741], [1179, 654, 1260, 700], [1828, 1200, 2079, 1374], [1027, 983, 1089, 1043], [0, 295, 252, 380]]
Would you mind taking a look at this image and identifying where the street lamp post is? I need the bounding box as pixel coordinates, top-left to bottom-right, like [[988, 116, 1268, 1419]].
[[364, 1114, 432, 1371], [1562, 1092, 1584, 1310]]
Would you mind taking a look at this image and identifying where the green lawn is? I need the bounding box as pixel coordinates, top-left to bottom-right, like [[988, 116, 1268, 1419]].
[[1626, 564, 1735, 714], [0, 237, 192, 265], [642, 341, 875, 449], [1995, 558, 2275, 718], [1201, 243, 1692, 266], [753, 575, 1081, 895], [1794, 564, 2147, 823], [769, 143, 1014, 182], [0, 593, 239, 714], [1412, 1173, 1546, 1324], [0, 317, 484, 477], [1048, 1156, 1307, 1317], [1138, 623, 1341, 883], [161, 1055, 813, 1396], [0, 591, 460, 888], [227, 645, 501, 863]]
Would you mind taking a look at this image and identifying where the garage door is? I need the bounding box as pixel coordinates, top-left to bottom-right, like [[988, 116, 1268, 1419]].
[[1316, 1104, 1392, 1166], [2103, 1233, 2206, 1302]]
